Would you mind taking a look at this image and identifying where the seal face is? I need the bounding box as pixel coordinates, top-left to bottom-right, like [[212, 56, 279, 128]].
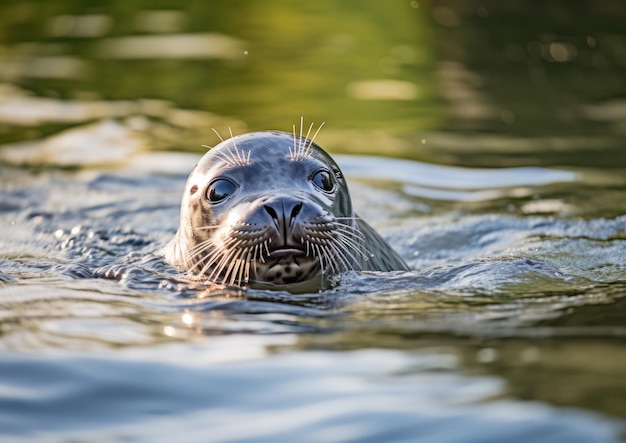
[[165, 130, 409, 292]]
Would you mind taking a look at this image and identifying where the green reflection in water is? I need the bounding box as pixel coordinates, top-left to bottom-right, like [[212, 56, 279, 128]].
[[2, 0, 626, 167], [0, 0, 440, 148], [205, 0, 439, 133]]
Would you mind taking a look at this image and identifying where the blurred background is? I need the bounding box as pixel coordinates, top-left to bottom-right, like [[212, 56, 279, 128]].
[[1, 0, 625, 167]]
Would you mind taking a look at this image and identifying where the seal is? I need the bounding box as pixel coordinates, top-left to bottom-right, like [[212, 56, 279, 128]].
[[165, 128, 409, 292]]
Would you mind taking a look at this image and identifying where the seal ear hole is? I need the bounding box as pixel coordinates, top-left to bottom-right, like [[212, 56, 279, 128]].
[[190, 184, 199, 194], [333, 167, 343, 181], [311, 169, 336, 193]]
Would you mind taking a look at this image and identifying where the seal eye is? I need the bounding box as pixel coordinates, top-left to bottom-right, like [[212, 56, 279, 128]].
[[207, 179, 236, 203], [311, 169, 335, 193]]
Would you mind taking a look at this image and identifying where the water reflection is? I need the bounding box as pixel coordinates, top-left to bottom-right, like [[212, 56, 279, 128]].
[[97, 33, 246, 60], [47, 14, 113, 38]]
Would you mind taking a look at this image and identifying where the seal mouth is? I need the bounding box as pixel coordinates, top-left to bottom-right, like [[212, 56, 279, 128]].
[[268, 248, 307, 259], [251, 246, 319, 287]]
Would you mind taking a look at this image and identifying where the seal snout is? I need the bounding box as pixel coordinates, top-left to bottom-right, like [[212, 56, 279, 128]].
[[259, 195, 322, 249], [241, 194, 328, 286], [263, 196, 303, 242]]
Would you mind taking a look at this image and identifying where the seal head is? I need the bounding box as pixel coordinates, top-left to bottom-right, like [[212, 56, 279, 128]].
[[166, 131, 408, 292]]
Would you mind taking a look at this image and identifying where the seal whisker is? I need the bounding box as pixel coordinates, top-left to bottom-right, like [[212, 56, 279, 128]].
[[288, 117, 322, 161], [302, 121, 315, 158], [322, 244, 339, 275], [211, 251, 234, 284], [189, 234, 233, 253], [209, 128, 243, 168], [195, 242, 226, 277], [187, 235, 235, 258], [224, 146, 242, 167], [334, 227, 372, 255], [253, 243, 263, 265], [331, 235, 366, 267], [290, 123, 297, 160], [242, 248, 252, 284], [289, 117, 306, 161], [294, 116, 306, 161], [225, 128, 251, 167], [312, 244, 326, 275], [232, 244, 253, 286], [245, 245, 255, 282], [307, 121, 325, 155], [298, 119, 307, 159], [226, 148, 239, 166], [337, 224, 366, 236], [192, 251, 220, 274], [333, 224, 366, 241], [196, 236, 241, 279], [334, 228, 369, 250], [222, 253, 239, 286], [222, 253, 237, 285], [326, 241, 352, 272], [335, 234, 372, 260], [333, 219, 362, 227], [323, 243, 341, 275], [315, 243, 330, 274], [208, 244, 239, 283], [334, 232, 366, 249], [197, 255, 219, 280], [234, 246, 251, 286], [227, 248, 245, 286], [211, 128, 225, 142], [212, 150, 237, 168], [186, 238, 216, 262], [205, 255, 227, 282]]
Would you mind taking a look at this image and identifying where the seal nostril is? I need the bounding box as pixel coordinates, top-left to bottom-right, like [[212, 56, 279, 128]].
[[264, 205, 278, 221], [291, 202, 303, 219]]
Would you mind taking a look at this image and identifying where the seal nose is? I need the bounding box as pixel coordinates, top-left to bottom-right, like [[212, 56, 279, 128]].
[[263, 197, 303, 244]]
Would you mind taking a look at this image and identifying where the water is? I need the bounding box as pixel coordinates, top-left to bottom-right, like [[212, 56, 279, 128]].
[[1, 1, 626, 442]]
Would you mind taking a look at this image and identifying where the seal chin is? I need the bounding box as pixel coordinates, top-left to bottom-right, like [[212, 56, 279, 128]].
[[253, 248, 320, 286]]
